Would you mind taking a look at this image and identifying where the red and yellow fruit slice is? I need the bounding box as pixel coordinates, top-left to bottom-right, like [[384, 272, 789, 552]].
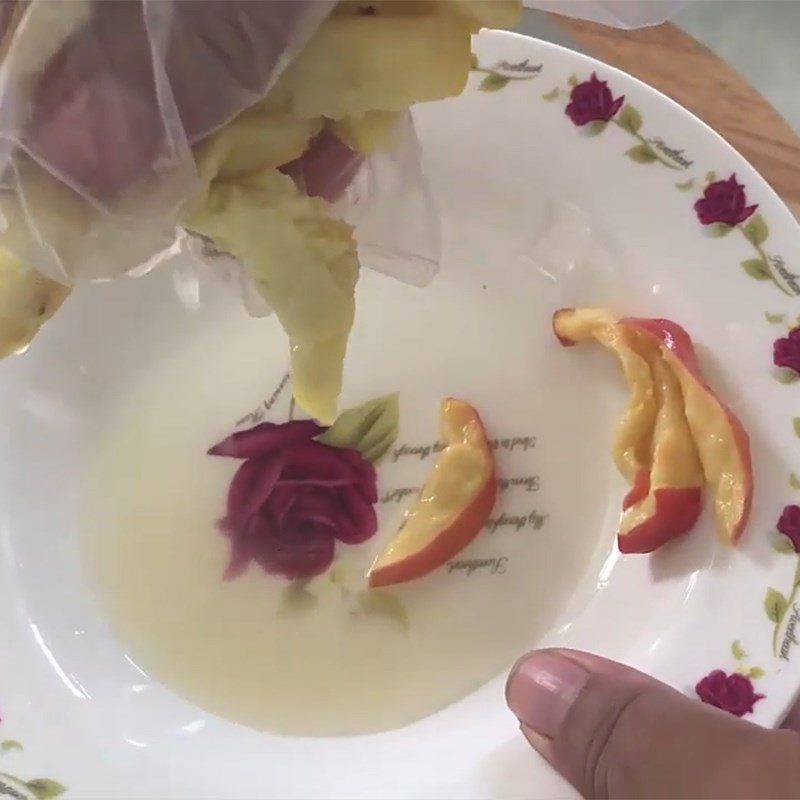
[[617, 352, 704, 552], [623, 316, 753, 544], [553, 307, 752, 550], [368, 398, 496, 587], [552, 308, 657, 510]]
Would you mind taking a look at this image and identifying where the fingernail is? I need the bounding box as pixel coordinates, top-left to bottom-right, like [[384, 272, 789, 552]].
[[506, 651, 590, 738]]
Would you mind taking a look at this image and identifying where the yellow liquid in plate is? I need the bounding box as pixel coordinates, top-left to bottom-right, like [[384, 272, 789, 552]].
[[81, 270, 609, 736]]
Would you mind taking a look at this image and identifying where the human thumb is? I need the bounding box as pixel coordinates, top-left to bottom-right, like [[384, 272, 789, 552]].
[[505, 648, 800, 799]]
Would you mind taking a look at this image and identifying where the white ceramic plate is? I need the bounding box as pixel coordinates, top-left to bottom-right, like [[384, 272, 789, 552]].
[[3, 30, 800, 800]]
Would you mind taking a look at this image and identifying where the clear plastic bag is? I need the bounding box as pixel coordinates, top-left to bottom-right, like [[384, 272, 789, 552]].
[[0, 1, 334, 284], [0, 0, 680, 297], [334, 112, 440, 289]]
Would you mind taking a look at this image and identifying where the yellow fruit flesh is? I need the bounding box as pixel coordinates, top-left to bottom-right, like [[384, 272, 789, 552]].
[[372, 433, 490, 568], [333, 0, 522, 31], [0, 243, 68, 356], [557, 308, 707, 541], [618, 350, 703, 535], [599, 325, 658, 484], [268, 13, 475, 121], [329, 110, 400, 153], [558, 307, 750, 543], [555, 309, 656, 484], [638, 345, 703, 490], [440, 398, 488, 444], [448, 0, 523, 30], [186, 167, 358, 424], [553, 307, 616, 340], [193, 107, 324, 184], [183, 3, 522, 422], [660, 350, 749, 540]]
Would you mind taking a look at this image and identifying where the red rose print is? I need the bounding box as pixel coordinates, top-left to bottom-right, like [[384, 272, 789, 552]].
[[777, 505, 800, 553], [695, 670, 764, 717], [565, 73, 624, 126], [774, 327, 800, 374], [208, 420, 378, 580], [693, 174, 757, 227]]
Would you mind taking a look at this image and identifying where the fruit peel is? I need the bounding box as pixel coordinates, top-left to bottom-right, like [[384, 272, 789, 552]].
[[368, 398, 496, 588], [553, 307, 657, 493], [622, 316, 753, 544], [618, 486, 703, 553], [617, 350, 704, 552], [552, 307, 751, 551]]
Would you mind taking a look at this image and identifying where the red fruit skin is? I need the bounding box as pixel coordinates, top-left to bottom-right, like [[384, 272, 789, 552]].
[[618, 486, 703, 554], [367, 474, 497, 589], [368, 400, 497, 589], [621, 316, 753, 543], [279, 129, 363, 202], [622, 317, 704, 380], [622, 468, 650, 511]]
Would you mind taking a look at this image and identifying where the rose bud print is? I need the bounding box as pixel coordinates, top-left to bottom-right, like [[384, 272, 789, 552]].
[[777, 504, 800, 553], [774, 327, 800, 375], [694, 174, 758, 227], [695, 670, 764, 717], [565, 72, 624, 126]]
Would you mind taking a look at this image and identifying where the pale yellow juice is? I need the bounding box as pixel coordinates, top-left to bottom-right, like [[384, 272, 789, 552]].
[[82, 269, 611, 736]]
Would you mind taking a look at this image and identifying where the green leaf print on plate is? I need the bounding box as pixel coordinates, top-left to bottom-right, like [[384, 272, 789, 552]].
[[776, 369, 800, 384], [625, 143, 657, 164], [278, 579, 318, 619], [0, 775, 65, 800], [731, 640, 747, 660], [355, 590, 409, 632], [24, 779, 66, 800], [707, 223, 734, 238], [742, 259, 771, 280], [316, 394, 399, 463], [743, 214, 769, 247], [585, 121, 607, 137], [616, 104, 643, 135], [479, 73, 511, 92], [471, 58, 540, 93], [773, 534, 797, 553], [765, 587, 788, 623]]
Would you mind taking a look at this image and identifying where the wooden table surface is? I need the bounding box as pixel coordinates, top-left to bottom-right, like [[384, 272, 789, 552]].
[[550, 17, 800, 221]]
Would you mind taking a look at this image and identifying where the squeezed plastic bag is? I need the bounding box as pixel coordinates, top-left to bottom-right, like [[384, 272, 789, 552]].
[[176, 107, 440, 322], [0, 1, 327, 285], [0, 0, 681, 296], [0, 0, 681, 297], [0, 0, 452, 295], [0, 0, 684, 420]]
